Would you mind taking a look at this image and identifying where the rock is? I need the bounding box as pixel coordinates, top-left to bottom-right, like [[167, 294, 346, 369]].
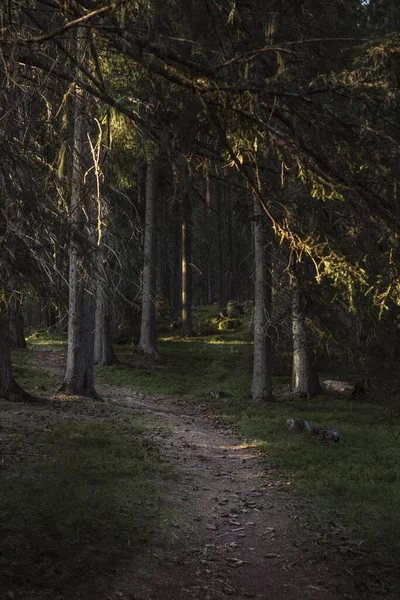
[[322, 379, 370, 396], [286, 419, 311, 433], [226, 300, 244, 318], [312, 428, 339, 441], [218, 318, 241, 331], [242, 300, 254, 314]]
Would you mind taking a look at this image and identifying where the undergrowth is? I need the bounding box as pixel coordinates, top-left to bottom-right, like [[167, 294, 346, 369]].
[[10, 312, 400, 597]]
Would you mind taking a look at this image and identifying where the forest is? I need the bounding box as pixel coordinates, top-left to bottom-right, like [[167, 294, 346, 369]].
[[1, 0, 400, 599]]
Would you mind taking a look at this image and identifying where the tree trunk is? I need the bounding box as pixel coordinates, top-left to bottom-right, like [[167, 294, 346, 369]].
[[0, 301, 32, 401], [211, 178, 225, 309], [0, 303, 15, 399], [171, 196, 182, 321], [291, 258, 323, 397], [63, 26, 99, 399], [137, 159, 158, 355], [227, 193, 235, 301], [94, 252, 119, 366], [156, 191, 169, 301], [251, 198, 274, 402], [181, 193, 194, 336], [10, 296, 26, 349]]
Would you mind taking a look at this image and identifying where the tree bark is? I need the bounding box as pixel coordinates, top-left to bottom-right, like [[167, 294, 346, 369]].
[[251, 198, 274, 402], [137, 159, 158, 355], [291, 258, 324, 397], [211, 178, 225, 309], [156, 191, 169, 301], [63, 26, 99, 399], [181, 193, 194, 336], [10, 296, 26, 349], [94, 251, 118, 365], [171, 196, 182, 321], [0, 303, 15, 399], [0, 301, 34, 401]]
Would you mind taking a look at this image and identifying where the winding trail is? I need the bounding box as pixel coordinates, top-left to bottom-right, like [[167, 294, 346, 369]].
[[34, 345, 342, 600]]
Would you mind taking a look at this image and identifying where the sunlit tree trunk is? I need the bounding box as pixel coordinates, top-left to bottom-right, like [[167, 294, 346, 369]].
[[137, 160, 158, 355], [63, 27, 99, 399], [181, 193, 194, 336], [251, 198, 274, 402], [291, 257, 323, 397]]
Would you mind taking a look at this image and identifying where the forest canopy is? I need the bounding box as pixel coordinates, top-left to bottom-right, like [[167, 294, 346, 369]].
[[0, 0, 399, 401]]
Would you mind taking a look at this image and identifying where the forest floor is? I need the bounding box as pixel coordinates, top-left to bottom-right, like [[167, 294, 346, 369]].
[[2, 336, 400, 600]]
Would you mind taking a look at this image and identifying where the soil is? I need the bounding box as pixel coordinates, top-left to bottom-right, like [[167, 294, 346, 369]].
[[4, 345, 347, 600]]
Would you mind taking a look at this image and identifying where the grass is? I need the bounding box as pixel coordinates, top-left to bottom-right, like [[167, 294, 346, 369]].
[[0, 396, 186, 599], [96, 337, 255, 399], [97, 317, 400, 595], [213, 396, 400, 593], [9, 315, 400, 596]]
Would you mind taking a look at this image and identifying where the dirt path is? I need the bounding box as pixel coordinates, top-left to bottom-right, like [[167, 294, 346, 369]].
[[32, 346, 343, 600], [109, 390, 341, 600]]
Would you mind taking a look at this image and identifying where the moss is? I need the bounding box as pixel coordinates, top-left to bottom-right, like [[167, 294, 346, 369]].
[[218, 318, 241, 331]]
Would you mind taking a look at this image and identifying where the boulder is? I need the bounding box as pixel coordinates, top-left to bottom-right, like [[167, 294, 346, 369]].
[[286, 419, 311, 433], [226, 300, 244, 318], [218, 318, 241, 331]]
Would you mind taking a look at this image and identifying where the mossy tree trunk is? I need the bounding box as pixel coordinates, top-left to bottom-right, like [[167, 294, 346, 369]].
[[251, 197, 274, 403]]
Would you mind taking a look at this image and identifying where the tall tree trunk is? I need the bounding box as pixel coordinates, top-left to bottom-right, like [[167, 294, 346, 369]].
[[10, 296, 26, 349], [0, 303, 15, 399], [94, 250, 118, 365], [0, 301, 32, 401], [211, 178, 225, 309], [251, 198, 274, 402], [291, 258, 323, 397], [226, 191, 236, 301], [171, 196, 182, 321], [63, 27, 99, 399], [137, 160, 158, 355], [156, 192, 169, 300], [181, 193, 194, 336]]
